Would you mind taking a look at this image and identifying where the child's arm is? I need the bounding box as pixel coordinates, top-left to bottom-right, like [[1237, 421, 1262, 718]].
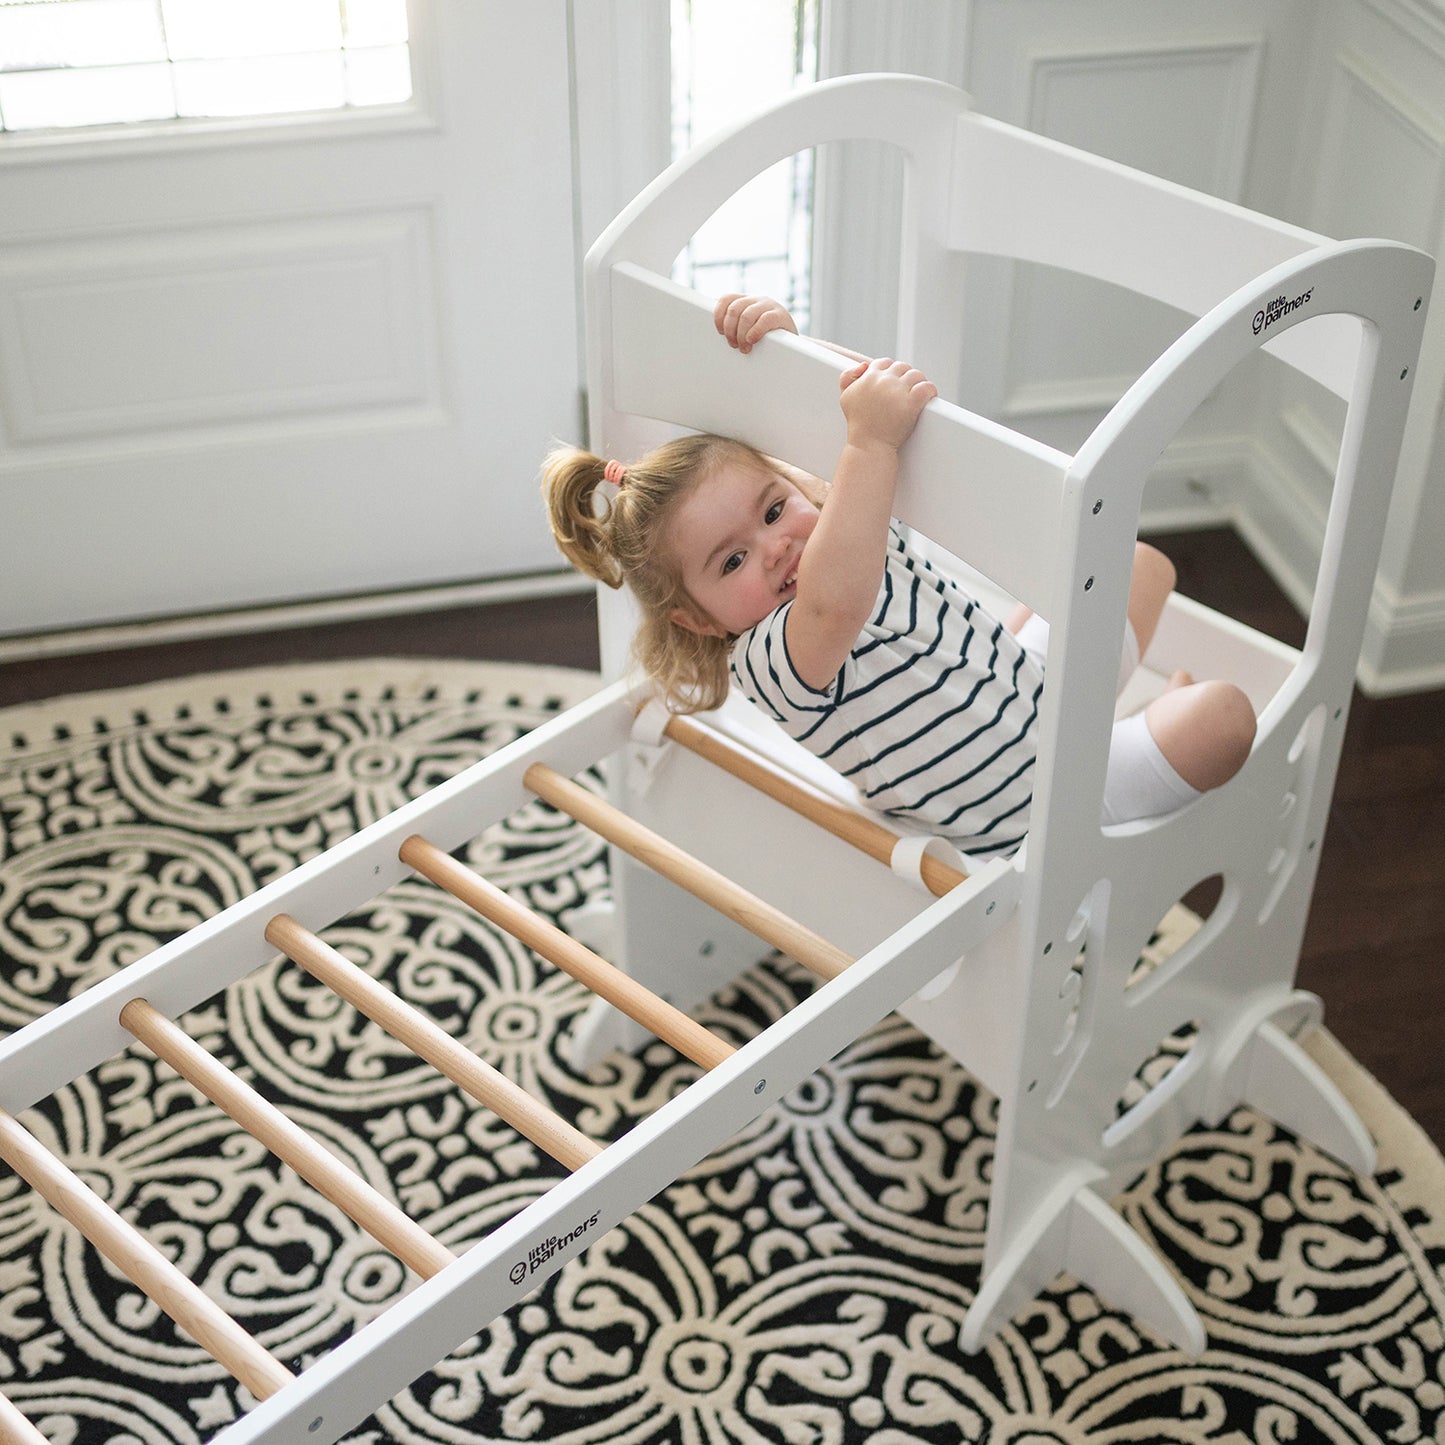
[[787, 358, 936, 688], [713, 294, 936, 691]]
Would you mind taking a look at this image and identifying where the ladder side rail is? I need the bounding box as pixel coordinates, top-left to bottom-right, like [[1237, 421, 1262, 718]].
[[0, 682, 637, 1117], [212, 860, 1019, 1445], [950, 113, 1357, 398]]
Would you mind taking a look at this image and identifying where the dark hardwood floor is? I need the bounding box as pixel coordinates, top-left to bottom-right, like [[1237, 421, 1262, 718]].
[[2, 528, 1442, 1152]]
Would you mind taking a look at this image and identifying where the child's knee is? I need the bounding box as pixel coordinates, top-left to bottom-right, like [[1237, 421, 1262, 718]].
[[1147, 679, 1256, 792], [1210, 680, 1257, 779]]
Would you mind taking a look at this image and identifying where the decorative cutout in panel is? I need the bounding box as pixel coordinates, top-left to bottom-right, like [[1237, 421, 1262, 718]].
[[1105, 1018, 1201, 1148], [1126, 881, 1221, 995]]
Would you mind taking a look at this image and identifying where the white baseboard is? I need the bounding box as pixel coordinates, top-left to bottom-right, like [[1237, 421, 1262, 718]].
[[0, 571, 593, 666], [1358, 584, 1445, 696], [1230, 438, 1445, 697]]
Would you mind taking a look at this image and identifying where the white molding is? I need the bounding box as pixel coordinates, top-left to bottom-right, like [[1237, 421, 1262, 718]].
[[809, 0, 972, 350], [1358, 0, 1445, 61], [1229, 432, 1445, 697], [569, 0, 671, 254], [1335, 47, 1445, 151], [996, 36, 1265, 425], [1310, 49, 1445, 250], [1140, 440, 1243, 534], [1358, 583, 1445, 695], [1001, 375, 1135, 420], [1023, 38, 1265, 199], [819, 0, 971, 82], [0, 403, 451, 472], [0, 105, 440, 169], [0, 570, 592, 664], [1280, 403, 1343, 483], [1230, 443, 1325, 622], [0, 206, 441, 445]]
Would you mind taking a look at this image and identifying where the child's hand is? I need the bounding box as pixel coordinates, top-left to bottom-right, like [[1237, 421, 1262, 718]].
[[714, 294, 798, 354], [838, 357, 937, 451]]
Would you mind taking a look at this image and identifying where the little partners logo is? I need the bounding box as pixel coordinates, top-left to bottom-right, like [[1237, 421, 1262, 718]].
[[508, 1210, 602, 1285], [1253, 287, 1313, 335]]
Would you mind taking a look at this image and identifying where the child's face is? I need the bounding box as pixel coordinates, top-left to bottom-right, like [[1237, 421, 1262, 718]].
[[666, 462, 820, 638]]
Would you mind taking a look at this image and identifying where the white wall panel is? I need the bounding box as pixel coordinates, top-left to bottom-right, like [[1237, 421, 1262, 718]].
[[0, 210, 438, 444], [816, 0, 1445, 690], [1000, 41, 1264, 420], [1287, 3, 1445, 686], [1313, 52, 1444, 251]]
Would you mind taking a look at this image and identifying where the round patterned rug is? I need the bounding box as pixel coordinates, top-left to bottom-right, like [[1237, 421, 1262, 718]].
[[0, 658, 1442, 1445]]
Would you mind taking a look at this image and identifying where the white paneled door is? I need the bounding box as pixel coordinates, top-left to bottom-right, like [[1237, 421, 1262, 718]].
[[0, 3, 580, 635]]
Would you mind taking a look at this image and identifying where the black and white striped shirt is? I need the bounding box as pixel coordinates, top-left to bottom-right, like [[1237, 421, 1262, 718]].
[[730, 523, 1044, 859]]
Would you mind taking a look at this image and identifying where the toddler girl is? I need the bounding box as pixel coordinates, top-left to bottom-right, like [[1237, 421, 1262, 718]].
[[542, 295, 1255, 860]]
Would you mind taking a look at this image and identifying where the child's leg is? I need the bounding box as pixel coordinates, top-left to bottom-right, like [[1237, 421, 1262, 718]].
[[1126, 541, 1176, 661], [1142, 673, 1257, 792], [1102, 672, 1256, 823]]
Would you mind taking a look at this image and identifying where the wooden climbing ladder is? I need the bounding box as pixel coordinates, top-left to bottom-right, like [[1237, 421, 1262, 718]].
[[0, 701, 995, 1444]]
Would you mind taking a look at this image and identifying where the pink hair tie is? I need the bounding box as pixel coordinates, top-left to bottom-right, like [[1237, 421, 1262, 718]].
[[603, 459, 628, 486]]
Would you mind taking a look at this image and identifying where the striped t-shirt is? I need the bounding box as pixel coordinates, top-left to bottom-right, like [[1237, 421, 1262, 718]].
[[729, 523, 1044, 860]]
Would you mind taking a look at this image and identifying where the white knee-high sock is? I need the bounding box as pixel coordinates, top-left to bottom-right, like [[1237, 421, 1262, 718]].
[[1101, 710, 1200, 824]]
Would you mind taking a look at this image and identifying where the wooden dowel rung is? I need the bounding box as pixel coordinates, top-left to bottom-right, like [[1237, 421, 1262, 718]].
[[663, 714, 967, 898], [120, 998, 456, 1280], [400, 836, 735, 1071], [264, 914, 601, 1173], [523, 764, 854, 983], [0, 1109, 293, 1402], [0, 1389, 49, 1444]]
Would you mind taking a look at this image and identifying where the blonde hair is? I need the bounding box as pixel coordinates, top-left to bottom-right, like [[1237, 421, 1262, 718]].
[[542, 435, 809, 713]]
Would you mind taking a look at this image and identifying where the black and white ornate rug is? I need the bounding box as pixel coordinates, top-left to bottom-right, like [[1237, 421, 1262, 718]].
[[1, 659, 1442, 1444]]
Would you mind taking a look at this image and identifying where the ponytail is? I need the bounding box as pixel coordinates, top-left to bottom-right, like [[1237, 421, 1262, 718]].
[[540, 447, 624, 589]]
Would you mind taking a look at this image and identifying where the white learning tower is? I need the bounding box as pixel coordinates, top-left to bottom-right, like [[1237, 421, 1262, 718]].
[[0, 75, 1431, 1444]]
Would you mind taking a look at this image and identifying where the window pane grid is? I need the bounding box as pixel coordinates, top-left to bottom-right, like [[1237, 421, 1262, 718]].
[[0, 0, 411, 133], [669, 0, 818, 330]]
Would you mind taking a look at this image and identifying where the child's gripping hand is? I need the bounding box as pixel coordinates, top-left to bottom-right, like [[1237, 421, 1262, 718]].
[[839, 357, 937, 451], [714, 294, 798, 354]]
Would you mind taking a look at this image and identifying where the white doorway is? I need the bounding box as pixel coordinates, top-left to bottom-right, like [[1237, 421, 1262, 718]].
[[0, 3, 580, 636]]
